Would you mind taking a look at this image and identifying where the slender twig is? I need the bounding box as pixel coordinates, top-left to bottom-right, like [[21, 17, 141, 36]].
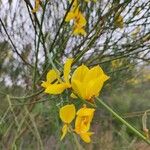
[[96, 97, 150, 145], [33, 0, 48, 89], [5, 89, 44, 100], [11, 98, 53, 106], [48, 0, 75, 53], [24, 0, 47, 57], [24, 106, 44, 150], [0, 18, 33, 68]]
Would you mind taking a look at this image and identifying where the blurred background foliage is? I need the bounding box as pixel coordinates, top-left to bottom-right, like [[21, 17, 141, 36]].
[[0, 0, 150, 149]]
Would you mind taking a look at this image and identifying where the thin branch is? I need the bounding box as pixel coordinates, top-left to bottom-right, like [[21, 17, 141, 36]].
[[0, 18, 33, 68]]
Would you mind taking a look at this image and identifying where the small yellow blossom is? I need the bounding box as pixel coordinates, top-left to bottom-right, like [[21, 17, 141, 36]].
[[111, 59, 123, 69], [75, 106, 95, 143], [32, 0, 41, 13], [71, 65, 109, 101], [59, 104, 76, 140], [41, 58, 73, 94], [114, 14, 124, 29], [65, 7, 87, 36], [131, 26, 140, 38]]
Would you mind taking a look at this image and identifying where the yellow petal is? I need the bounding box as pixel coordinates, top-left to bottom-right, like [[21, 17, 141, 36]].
[[46, 69, 60, 83], [82, 66, 109, 99], [73, 27, 87, 36], [93, 79, 106, 97], [77, 107, 95, 118], [32, 0, 40, 13], [64, 58, 73, 84], [71, 80, 86, 99], [80, 132, 94, 143], [75, 115, 91, 133], [69, 0, 78, 8], [75, 116, 83, 133], [77, 12, 87, 27], [75, 107, 95, 132], [73, 0, 78, 7], [59, 104, 76, 123], [71, 64, 89, 82], [41, 81, 51, 88], [44, 83, 69, 94], [84, 77, 104, 99], [84, 65, 109, 83], [114, 15, 124, 29], [65, 12, 76, 22], [61, 124, 68, 140], [74, 6, 80, 16]]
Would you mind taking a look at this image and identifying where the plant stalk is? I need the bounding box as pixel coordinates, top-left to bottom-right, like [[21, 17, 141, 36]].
[[96, 97, 150, 145]]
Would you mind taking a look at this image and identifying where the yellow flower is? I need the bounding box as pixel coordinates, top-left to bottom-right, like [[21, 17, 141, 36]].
[[73, 11, 87, 36], [114, 14, 124, 29], [59, 104, 76, 140], [131, 26, 140, 38], [75, 11, 87, 28], [75, 106, 95, 143], [32, 0, 41, 13], [71, 65, 109, 101], [41, 58, 73, 94], [65, 7, 87, 36], [111, 59, 123, 69]]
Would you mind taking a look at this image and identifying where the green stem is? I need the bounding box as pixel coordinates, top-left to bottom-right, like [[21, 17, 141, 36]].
[[69, 126, 84, 150], [96, 97, 150, 145], [72, 133, 84, 150], [33, 1, 48, 90], [10, 89, 44, 100], [24, 106, 44, 150], [6, 95, 19, 127]]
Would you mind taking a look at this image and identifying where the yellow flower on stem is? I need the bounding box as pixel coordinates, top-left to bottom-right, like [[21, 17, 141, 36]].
[[41, 58, 73, 94], [75, 105, 95, 143], [71, 64, 109, 101], [114, 14, 124, 29], [73, 11, 87, 36], [66, 9, 86, 27], [65, 7, 87, 36], [32, 0, 41, 13], [59, 104, 76, 140]]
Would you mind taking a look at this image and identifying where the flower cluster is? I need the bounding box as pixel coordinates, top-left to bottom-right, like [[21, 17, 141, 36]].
[[41, 58, 109, 143], [65, 0, 96, 36], [60, 104, 95, 143]]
